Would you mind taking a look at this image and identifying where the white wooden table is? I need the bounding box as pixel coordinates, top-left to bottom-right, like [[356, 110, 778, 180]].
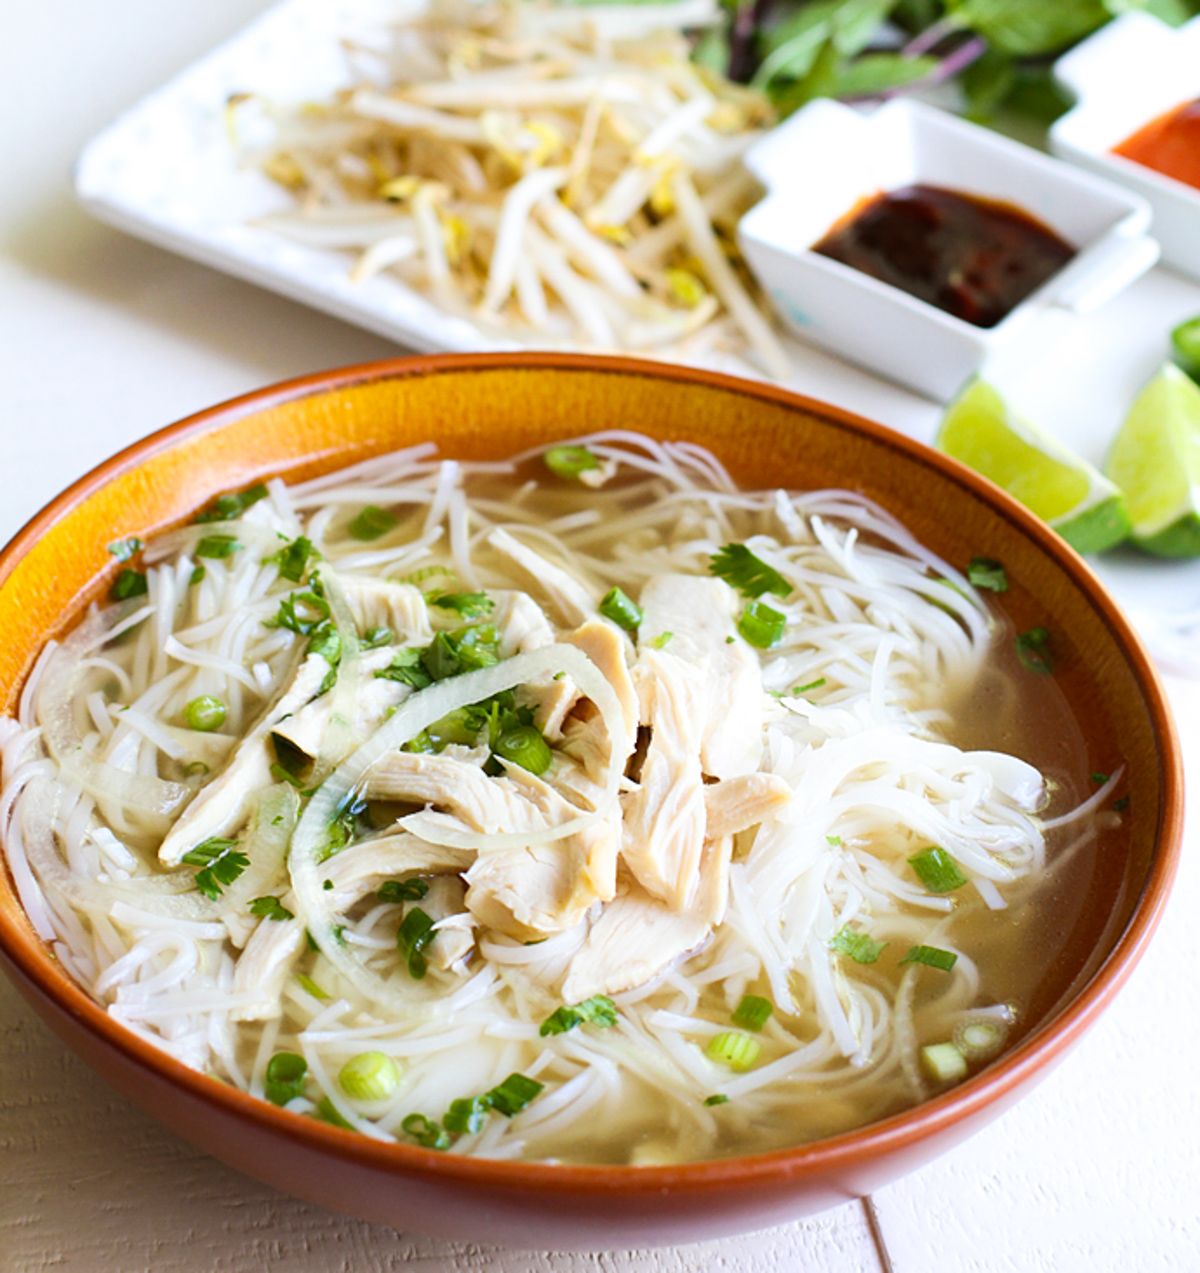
[[2, 4, 1199, 1269]]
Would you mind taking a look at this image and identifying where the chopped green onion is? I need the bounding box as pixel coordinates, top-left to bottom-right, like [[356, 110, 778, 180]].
[[738, 601, 786, 649], [268, 589, 331, 636], [195, 534, 240, 560], [709, 543, 792, 599], [900, 945, 958, 971], [830, 925, 888, 964], [184, 695, 226, 732], [189, 565, 206, 586], [107, 536, 143, 562], [485, 1073, 544, 1116], [598, 586, 644, 631], [707, 1031, 762, 1072], [1015, 626, 1053, 674], [339, 1051, 402, 1102], [267, 535, 317, 583], [921, 1042, 968, 1084], [429, 591, 494, 618], [704, 1094, 729, 1106], [194, 483, 267, 523], [492, 723, 552, 776], [377, 879, 429, 903], [264, 1052, 307, 1106], [649, 631, 673, 649], [543, 444, 599, 479], [795, 678, 826, 694], [826, 835, 842, 846], [111, 568, 148, 601], [967, 557, 1008, 592], [315, 1096, 356, 1130], [249, 896, 294, 922], [402, 1113, 450, 1150], [443, 1094, 493, 1134], [539, 995, 618, 1036], [730, 994, 773, 1032], [953, 1018, 1007, 1060], [360, 625, 392, 649], [397, 907, 437, 979], [908, 846, 969, 894], [348, 505, 398, 541], [181, 837, 248, 900], [296, 973, 329, 1001]]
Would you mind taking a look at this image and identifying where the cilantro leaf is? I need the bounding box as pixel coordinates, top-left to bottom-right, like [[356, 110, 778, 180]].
[[709, 543, 792, 600], [194, 483, 268, 524], [429, 591, 495, 618], [250, 896, 295, 922], [182, 837, 249, 899], [539, 995, 618, 1036]]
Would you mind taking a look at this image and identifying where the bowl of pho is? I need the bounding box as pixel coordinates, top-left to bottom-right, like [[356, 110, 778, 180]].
[[0, 353, 1181, 1248]]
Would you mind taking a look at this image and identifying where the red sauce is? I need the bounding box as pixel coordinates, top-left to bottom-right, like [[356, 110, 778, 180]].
[[812, 184, 1076, 329], [1112, 97, 1200, 191]]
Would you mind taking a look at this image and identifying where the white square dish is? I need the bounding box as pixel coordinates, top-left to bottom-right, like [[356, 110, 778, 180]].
[[738, 98, 1158, 400], [1050, 11, 1200, 282]]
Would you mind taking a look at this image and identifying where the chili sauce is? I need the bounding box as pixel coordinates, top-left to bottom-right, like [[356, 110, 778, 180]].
[[1112, 97, 1200, 191]]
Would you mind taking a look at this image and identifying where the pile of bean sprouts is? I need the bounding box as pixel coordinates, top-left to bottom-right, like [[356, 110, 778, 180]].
[[237, 0, 789, 376]]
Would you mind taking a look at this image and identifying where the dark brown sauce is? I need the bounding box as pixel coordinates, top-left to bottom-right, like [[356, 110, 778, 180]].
[[812, 184, 1076, 329], [1113, 97, 1200, 191]]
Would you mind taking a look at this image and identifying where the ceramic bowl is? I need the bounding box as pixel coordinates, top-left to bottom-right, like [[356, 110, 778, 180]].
[[1050, 11, 1200, 282], [0, 354, 1182, 1249], [739, 98, 1159, 400]]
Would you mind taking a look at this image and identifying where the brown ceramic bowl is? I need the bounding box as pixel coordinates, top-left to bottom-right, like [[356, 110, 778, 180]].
[[0, 354, 1182, 1249]]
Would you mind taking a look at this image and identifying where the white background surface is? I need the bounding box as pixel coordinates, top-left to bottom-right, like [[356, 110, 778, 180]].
[[2, 4, 1200, 1270]]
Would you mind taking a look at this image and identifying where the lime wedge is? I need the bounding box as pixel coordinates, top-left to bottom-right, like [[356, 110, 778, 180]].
[[937, 380, 1131, 555], [1104, 363, 1200, 558]]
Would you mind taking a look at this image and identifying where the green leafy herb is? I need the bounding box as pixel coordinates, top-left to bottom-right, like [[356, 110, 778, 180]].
[[1091, 772, 1110, 785], [107, 536, 143, 562], [375, 646, 434, 690], [1113, 795, 1129, 812], [485, 1073, 544, 1116], [377, 879, 430, 903], [270, 731, 310, 781], [1015, 626, 1053, 674], [731, 994, 774, 1032], [599, 586, 644, 632], [348, 505, 398, 541], [269, 589, 331, 636], [826, 834, 842, 846], [397, 907, 437, 979], [189, 565, 206, 586], [195, 534, 240, 560], [267, 535, 318, 583], [111, 568, 148, 601], [361, 625, 393, 650], [429, 591, 495, 618], [181, 836, 249, 900], [420, 623, 501, 680], [402, 1113, 451, 1150], [709, 543, 792, 599], [704, 1094, 730, 1106], [321, 790, 368, 861], [543, 445, 600, 479], [908, 846, 969, 894], [738, 601, 786, 649], [649, 631, 674, 649], [539, 995, 618, 1037], [194, 483, 268, 524], [967, 557, 1009, 592], [830, 925, 888, 964], [900, 944, 959, 971], [250, 896, 295, 922], [264, 1052, 307, 1105]]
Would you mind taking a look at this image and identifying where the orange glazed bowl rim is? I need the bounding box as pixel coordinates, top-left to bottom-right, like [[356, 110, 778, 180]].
[[0, 352, 1182, 1215]]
